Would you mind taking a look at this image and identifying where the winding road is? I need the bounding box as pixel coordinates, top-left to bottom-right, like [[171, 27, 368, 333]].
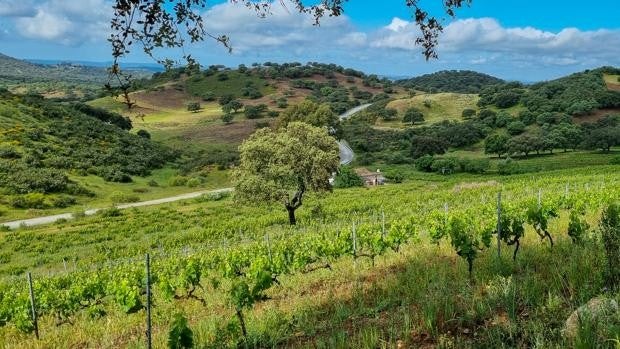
[[1, 105, 372, 230], [337, 103, 371, 165]]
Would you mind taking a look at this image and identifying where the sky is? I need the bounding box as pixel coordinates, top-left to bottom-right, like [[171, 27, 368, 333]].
[[0, 0, 619, 81]]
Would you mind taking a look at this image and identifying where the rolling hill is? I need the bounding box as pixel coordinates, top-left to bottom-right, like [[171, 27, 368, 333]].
[[396, 70, 505, 93]]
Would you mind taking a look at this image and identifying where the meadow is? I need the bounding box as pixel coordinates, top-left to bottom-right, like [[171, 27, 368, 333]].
[[0, 165, 618, 348]]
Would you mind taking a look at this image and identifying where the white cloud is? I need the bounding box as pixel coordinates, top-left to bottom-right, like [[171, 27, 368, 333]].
[[14, 0, 110, 45], [201, 0, 355, 53], [0, 0, 36, 17]]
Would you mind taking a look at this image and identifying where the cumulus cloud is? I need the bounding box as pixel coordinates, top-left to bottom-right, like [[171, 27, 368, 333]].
[[14, 0, 110, 45], [371, 17, 620, 61], [201, 0, 355, 53]]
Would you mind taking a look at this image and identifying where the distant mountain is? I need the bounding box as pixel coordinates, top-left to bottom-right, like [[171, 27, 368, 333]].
[[25, 59, 164, 72], [396, 70, 505, 94], [0, 53, 151, 85]]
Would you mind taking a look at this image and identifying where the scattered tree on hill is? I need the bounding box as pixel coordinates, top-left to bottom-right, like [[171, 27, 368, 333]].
[[227, 100, 244, 113], [581, 127, 620, 152], [233, 122, 339, 225], [277, 100, 339, 133], [461, 108, 476, 119], [403, 107, 425, 125], [507, 121, 526, 135], [484, 134, 509, 158], [244, 104, 268, 119], [221, 112, 234, 124], [411, 136, 447, 159], [187, 102, 201, 112], [380, 108, 399, 121]]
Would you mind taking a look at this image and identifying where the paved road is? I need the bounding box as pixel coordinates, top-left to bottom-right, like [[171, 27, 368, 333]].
[[337, 103, 371, 165], [1, 188, 232, 230]]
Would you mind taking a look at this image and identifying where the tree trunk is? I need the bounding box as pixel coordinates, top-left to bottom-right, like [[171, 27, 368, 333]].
[[287, 206, 297, 225]]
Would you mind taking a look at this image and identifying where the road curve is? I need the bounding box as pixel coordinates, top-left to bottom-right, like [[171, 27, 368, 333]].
[[337, 103, 372, 165], [1, 188, 232, 230]]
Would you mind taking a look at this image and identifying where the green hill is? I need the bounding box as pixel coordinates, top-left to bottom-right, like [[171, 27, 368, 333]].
[[0, 91, 176, 211], [396, 70, 505, 93]]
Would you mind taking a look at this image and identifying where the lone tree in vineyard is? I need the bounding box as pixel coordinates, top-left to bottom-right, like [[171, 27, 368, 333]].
[[232, 122, 339, 225]]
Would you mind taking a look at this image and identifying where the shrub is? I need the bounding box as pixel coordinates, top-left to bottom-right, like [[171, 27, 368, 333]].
[[201, 91, 216, 101], [414, 155, 435, 172], [101, 167, 133, 183], [147, 180, 159, 187], [600, 202, 620, 290], [5, 168, 69, 194], [186, 177, 202, 188], [187, 102, 201, 112], [50, 195, 77, 208], [99, 207, 122, 218], [497, 158, 524, 175], [459, 158, 490, 174], [169, 176, 189, 187], [9, 193, 48, 209], [221, 113, 234, 124], [384, 170, 405, 183], [110, 192, 140, 204], [0, 145, 21, 159], [136, 129, 151, 139], [461, 108, 476, 119], [430, 157, 459, 174], [333, 166, 364, 188]]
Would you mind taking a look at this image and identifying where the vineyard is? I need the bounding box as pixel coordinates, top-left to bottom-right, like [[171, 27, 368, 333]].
[[0, 166, 619, 348]]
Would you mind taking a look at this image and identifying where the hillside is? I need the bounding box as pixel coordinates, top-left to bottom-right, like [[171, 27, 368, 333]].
[[396, 70, 505, 93], [0, 91, 181, 214], [0, 53, 152, 100]]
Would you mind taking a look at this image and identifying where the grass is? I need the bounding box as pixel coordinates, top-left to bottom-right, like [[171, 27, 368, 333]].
[[185, 71, 275, 99], [383, 93, 480, 127], [0, 167, 231, 221], [0, 166, 618, 348]]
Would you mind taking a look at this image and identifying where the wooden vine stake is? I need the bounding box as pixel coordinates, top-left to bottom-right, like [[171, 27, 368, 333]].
[[145, 254, 152, 349], [27, 272, 39, 339], [496, 191, 502, 259]]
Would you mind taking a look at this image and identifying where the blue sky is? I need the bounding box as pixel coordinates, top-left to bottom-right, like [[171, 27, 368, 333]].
[[0, 0, 619, 81]]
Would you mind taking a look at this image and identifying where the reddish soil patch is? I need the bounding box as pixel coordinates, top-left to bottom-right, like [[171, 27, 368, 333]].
[[132, 84, 197, 110], [606, 82, 620, 92], [180, 118, 274, 144], [573, 108, 620, 124]]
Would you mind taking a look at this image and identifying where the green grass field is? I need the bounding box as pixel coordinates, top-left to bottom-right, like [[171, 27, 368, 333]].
[[384, 93, 480, 127], [1, 166, 618, 348], [186, 71, 275, 99]]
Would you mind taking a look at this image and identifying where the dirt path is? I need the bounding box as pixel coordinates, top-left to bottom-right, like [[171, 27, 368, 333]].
[[1, 188, 232, 230]]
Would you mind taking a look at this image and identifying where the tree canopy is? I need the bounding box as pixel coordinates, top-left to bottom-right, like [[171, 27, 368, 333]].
[[232, 122, 339, 225]]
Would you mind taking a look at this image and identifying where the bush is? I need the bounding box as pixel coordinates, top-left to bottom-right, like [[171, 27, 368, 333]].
[[221, 113, 234, 124], [459, 158, 490, 174], [600, 202, 620, 290], [99, 207, 122, 218], [50, 195, 77, 208], [0, 145, 21, 159], [101, 167, 133, 183], [201, 91, 216, 101], [110, 192, 140, 204], [461, 108, 476, 119], [147, 180, 159, 187], [187, 102, 201, 112], [333, 166, 364, 188], [136, 129, 151, 139], [169, 176, 189, 187], [497, 158, 524, 175], [9, 193, 48, 209], [430, 157, 459, 174], [186, 177, 202, 188], [384, 170, 405, 183], [414, 155, 435, 172]]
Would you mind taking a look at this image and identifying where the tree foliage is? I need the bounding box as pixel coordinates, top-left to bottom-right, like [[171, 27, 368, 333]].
[[232, 122, 339, 225]]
